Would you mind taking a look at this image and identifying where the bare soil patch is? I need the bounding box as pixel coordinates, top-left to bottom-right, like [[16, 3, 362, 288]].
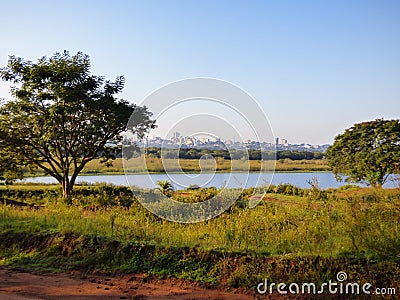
[[0, 268, 255, 300]]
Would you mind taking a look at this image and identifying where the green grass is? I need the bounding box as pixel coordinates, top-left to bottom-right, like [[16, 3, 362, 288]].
[[97, 157, 330, 173], [0, 184, 399, 295], [1, 185, 399, 255], [24, 157, 330, 176], [1, 189, 398, 256]]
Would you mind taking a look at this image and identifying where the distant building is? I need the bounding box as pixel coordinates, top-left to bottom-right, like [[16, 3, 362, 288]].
[[275, 137, 288, 145], [172, 132, 180, 139], [137, 133, 328, 152], [184, 137, 194, 146], [225, 139, 233, 145]]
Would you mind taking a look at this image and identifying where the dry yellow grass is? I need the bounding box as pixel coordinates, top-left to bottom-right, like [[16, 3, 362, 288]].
[[81, 156, 330, 173]]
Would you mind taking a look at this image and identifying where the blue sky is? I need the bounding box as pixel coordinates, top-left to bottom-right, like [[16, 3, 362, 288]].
[[0, 0, 399, 144]]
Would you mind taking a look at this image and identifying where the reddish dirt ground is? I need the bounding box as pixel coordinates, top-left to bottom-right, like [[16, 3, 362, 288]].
[[0, 268, 256, 300]]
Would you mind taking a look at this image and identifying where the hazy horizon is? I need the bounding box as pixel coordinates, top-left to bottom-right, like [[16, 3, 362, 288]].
[[0, 0, 399, 144]]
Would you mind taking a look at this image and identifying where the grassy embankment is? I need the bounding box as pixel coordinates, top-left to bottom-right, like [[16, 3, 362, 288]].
[[79, 157, 330, 174], [24, 157, 330, 177], [0, 183, 399, 297]]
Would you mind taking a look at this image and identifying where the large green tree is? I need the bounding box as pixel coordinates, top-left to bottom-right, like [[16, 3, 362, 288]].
[[0, 51, 155, 197], [326, 119, 400, 187]]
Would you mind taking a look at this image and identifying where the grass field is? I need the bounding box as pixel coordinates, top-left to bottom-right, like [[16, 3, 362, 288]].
[[0, 184, 399, 296], [79, 157, 330, 174], [23, 157, 330, 177]]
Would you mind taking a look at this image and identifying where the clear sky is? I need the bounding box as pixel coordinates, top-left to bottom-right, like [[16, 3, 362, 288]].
[[0, 0, 399, 144]]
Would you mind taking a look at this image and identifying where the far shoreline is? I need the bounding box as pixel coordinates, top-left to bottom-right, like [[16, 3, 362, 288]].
[[22, 169, 333, 178]]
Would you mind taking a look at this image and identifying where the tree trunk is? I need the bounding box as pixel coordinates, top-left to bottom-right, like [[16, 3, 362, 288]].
[[60, 160, 88, 199], [62, 176, 72, 199], [62, 185, 70, 198]]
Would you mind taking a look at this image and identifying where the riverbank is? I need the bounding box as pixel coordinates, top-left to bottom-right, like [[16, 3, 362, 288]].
[[18, 172, 399, 190], [22, 158, 330, 177], [1, 185, 399, 298], [97, 157, 331, 173]]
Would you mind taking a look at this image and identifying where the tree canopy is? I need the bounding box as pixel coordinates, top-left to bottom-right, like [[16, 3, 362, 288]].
[[326, 119, 400, 187], [0, 51, 155, 197], [0, 153, 23, 185]]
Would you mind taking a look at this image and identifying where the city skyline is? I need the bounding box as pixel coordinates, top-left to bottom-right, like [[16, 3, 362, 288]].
[[140, 131, 329, 152], [150, 131, 298, 146]]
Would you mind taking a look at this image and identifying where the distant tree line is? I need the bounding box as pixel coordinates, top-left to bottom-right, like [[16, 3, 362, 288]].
[[142, 147, 325, 160]]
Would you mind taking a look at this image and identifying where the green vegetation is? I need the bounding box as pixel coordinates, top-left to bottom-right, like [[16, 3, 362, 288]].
[[147, 147, 325, 161], [0, 155, 23, 185], [0, 50, 398, 296], [1, 184, 399, 293], [0, 51, 155, 198], [156, 180, 174, 196], [77, 157, 330, 174], [327, 119, 400, 187]]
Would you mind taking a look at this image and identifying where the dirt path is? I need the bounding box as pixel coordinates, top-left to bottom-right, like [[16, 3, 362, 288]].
[[0, 268, 255, 300]]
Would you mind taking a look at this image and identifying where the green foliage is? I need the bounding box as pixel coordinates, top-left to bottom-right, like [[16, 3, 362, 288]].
[[173, 187, 218, 203], [1, 184, 400, 293], [327, 119, 400, 187], [146, 147, 324, 161], [1, 184, 399, 256], [156, 180, 174, 197], [0, 155, 23, 185], [0, 51, 155, 198], [0, 184, 135, 207]]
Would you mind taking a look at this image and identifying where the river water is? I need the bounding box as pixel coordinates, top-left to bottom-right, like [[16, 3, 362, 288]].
[[23, 172, 398, 189]]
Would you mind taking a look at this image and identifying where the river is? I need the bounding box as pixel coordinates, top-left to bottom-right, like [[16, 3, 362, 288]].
[[22, 172, 398, 189]]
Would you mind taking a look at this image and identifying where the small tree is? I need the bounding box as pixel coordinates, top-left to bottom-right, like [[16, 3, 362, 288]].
[[326, 119, 400, 187], [156, 180, 174, 196], [0, 51, 155, 198]]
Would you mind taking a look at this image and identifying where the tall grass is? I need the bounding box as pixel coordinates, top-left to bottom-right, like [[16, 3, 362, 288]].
[[79, 157, 329, 174], [1, 186, 399, 258], [1, 185, 399, 294]]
